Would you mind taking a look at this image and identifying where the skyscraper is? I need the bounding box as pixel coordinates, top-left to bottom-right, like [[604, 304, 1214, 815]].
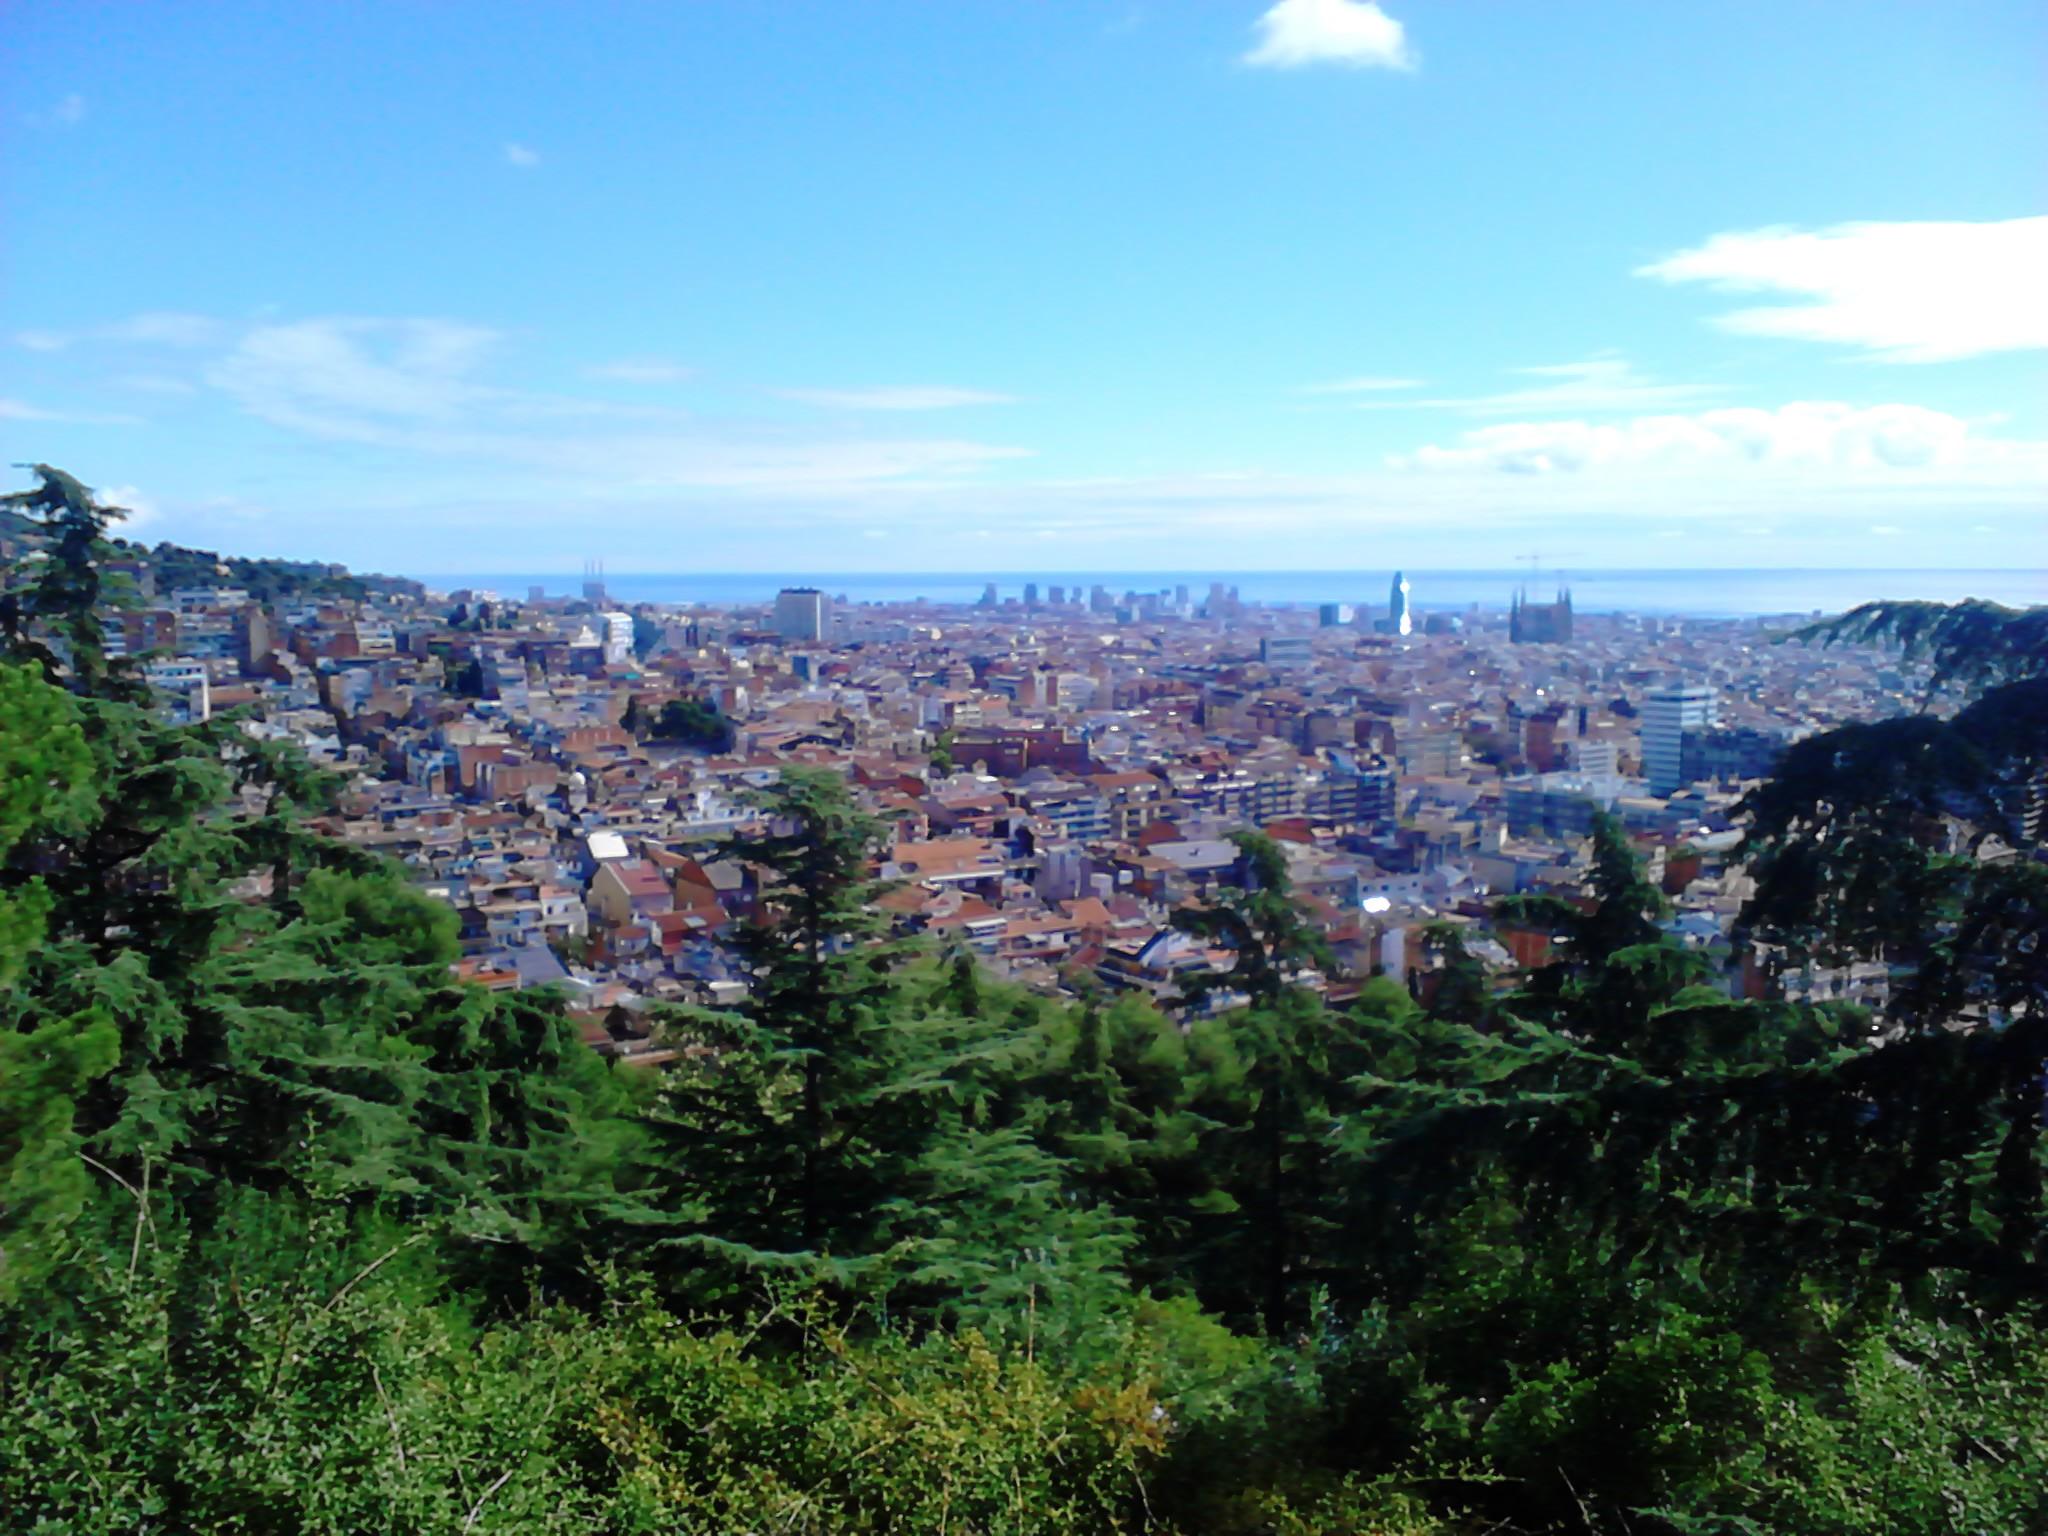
[[774, 586, 830, 643], [1641, 684, 1718, 796], [1388, 572, 1412, 637]]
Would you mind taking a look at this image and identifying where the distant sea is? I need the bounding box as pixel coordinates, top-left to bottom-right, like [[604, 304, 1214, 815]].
[[413, 568, 2046, 620]]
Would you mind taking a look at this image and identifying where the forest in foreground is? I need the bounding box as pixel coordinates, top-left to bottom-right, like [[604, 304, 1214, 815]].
[[2, 476, 2046, 1534]]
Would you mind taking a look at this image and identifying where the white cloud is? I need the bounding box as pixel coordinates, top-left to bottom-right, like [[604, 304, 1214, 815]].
[[13, 312, 223, 353], [1394, 400, 2044, 477], [0, 397, 143, 426], [23, 93, 86, 129], [106, 312, 224, 348], [208, 317, 504, 433], [1367, 356, 1717, 416], [1244, 0, 1414, 71], [173, 447, 2043, 572], [114, 374, 200, 396], [504, 142, 541, 168], [187, 314, 1028, 490], [95, 484, 159, 531], [777, 386, 1017, 410], [584, 358, 693, 384], [1301, 375, 1423, 394], [1638, 217, 2048, 363], [0, 398, 65, 421]]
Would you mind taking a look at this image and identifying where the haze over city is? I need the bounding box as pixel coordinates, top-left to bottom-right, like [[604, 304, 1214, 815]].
[[6, 0, 2043, 577]]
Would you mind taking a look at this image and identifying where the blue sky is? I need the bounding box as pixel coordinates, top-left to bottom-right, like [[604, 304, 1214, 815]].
[[5, 0, 2044, 574]]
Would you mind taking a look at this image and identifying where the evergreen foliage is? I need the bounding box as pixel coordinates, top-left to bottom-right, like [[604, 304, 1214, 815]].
[[643, 694, 733, 749]]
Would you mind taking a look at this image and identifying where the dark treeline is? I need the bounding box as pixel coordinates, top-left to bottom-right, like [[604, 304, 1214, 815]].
[[2, 469, 2045, 1533]]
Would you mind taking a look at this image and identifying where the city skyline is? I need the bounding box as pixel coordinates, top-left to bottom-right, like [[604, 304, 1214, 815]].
[[5, 1, 2044, 573]]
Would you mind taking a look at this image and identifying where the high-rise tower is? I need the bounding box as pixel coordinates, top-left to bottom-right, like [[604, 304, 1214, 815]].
[[1388, 571, 1412, 637], [1641, 683, 1718, 796], [774, 586, 830, 643]]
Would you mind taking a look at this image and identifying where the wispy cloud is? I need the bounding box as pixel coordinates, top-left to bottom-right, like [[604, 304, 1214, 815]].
[[108, 312, 225, 347], [584, 358, 694, 385], [1393, 400, 2046, 477], [0, 398, 70, 421], [504, 142, 541, 169], [208, 317, 504, 433], [14, 312, 225, 353], [114, 374, 200, 397], [95, 483, 160, 531], [183, 314, 1030, 489], [36, 305, 2038, 570], [1300, 375, 1423, 395], [776, 386, 1018, 411], [0, 397, 143, 426], [24, 93, 86, 129], [1365, 356, 1718, 416], [1638, 217, 2048, 363], [1244, 0, 1415, 71]]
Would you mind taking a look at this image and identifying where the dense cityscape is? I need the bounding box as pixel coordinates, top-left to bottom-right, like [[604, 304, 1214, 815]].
[[48, 531, 1959, 1049]]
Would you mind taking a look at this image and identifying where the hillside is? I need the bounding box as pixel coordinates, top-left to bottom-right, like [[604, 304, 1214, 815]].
[[2, 500, 422, 604]]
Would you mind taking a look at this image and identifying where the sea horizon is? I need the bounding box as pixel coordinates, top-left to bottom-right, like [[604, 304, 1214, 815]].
[[408, 566, 2048, 620]]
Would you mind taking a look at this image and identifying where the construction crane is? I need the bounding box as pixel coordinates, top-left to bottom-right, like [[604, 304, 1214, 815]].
[[1514, 551, 1581, 593], [1515, 551, 1582, 575]]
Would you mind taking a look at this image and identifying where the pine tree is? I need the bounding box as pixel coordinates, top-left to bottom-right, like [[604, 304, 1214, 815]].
[[0, 465, 149, 703], [646, 770, 1127, 1323], [1155, 831, 1369, 1331], [1170, 830, 1330, 1011], [1, 475, 651, 1302]]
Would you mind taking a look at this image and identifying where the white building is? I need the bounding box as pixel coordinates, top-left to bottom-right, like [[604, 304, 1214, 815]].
[[774, 587, 830, 643], [1641, 685, 1718, 796], [1567, 739, 1620, 778], [143, 658, 211, 723], [170, 586, 250, 613], [601, 611, 635, 665]]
